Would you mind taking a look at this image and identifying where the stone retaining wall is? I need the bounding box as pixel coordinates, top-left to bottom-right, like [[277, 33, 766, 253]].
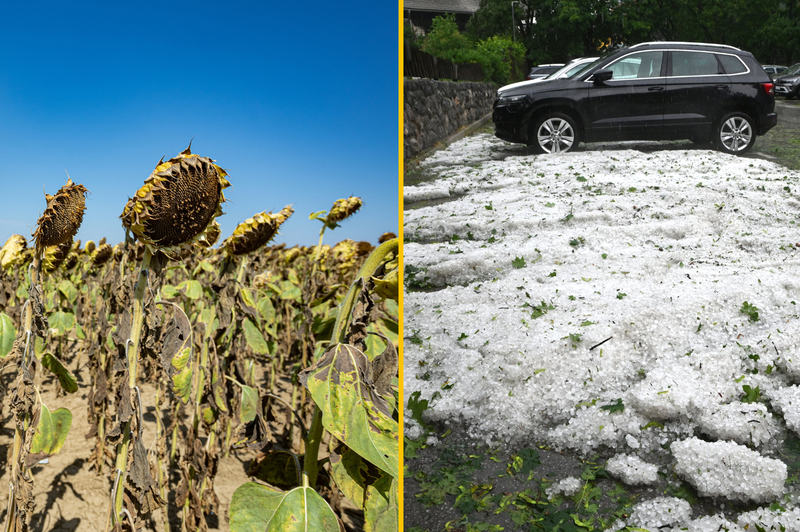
[[404, 79, 496, 159]]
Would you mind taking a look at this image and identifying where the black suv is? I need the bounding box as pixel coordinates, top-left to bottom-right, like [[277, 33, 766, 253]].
[[493, 42, 777, 155]]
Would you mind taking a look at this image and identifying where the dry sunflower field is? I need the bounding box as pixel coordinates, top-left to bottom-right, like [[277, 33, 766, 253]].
[[0, 146, 399, 532]]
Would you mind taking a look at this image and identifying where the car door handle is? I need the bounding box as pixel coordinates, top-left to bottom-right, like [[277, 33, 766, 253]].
[[648, 86, 664, 91], [716, 85, 727, 90]]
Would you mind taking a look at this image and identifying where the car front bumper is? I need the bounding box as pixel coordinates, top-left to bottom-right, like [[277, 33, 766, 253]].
[[775, 83, 799, 95]]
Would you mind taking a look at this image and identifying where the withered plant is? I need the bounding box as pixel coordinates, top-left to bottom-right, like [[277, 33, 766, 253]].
[[4, 179, 88, 532], [108, 144, 230, 531]]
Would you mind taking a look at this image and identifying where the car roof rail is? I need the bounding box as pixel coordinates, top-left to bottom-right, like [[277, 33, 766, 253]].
[[630, 41, 741, 51]]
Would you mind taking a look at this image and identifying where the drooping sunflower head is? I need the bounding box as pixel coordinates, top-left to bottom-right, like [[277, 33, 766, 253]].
[[63, 251, 79, 271], [379, 232, 397, 244], [43, 239, 73, 272], [33, 179, 89, 252], [223, 205, 294, 256], [92, 243, 114, 266], [196, 220, 222, 249], [283, 246, 302, 264], [84, 240, 96, 254], [0, 235, 27, 271], [120, 144, 231, 255], [325, 196, 362, 228]]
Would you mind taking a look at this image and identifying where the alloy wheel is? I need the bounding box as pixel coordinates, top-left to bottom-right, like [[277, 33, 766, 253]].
[[719, 116, 753, 153], [537, 118, 575, 153]]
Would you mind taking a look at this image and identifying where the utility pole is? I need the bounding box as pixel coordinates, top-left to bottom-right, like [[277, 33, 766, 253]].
[[511, 1, 520, 41]]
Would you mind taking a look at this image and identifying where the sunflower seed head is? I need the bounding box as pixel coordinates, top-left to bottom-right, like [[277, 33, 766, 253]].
[[84, 240, 96, 254], [283, 247, 302, 264], [92, 243, 113, 265], [43, 239, 73, 272], [120, 145, 231, 255], [33, 179, 89, 251], [326, 196, 362, 227], [379, 232, 397, 244], [64, 252, 79, 270], [223, 205, 294, 256]]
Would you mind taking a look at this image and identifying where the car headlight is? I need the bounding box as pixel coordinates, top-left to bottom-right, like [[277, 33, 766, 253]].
[[499, 94, 527, 104]]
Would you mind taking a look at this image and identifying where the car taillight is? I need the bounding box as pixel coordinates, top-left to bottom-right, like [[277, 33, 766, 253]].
[[761, 82, 775, 96]]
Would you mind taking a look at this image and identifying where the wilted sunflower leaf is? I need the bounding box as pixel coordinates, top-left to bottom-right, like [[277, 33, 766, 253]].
[[330, 446, 383, 508], [299, 343, 399, 479], [0, 312, 15, 358], [239, 383, 258, 425], [229, 483, 342, 532], [248, 451, 301, 490], [30, 405, 72, 457], [243, 318, 268, 355], [211, 361, 228, 413], [180, 279, 203, 300], [41, 352, 78, 393], [158, 302, 194, 403], [57, 279, 78, 305], [364, 475, 398, 532], [48, 310, 75, 336]]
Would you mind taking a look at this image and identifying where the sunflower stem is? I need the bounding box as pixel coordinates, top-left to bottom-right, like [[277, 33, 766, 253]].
[[110, 246, 152, 526], [4, 249, 41, 532], [331, 238, 398, 345]]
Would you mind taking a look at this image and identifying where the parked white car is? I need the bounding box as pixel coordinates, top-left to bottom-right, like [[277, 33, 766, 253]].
[[498, 57, 600, 94]]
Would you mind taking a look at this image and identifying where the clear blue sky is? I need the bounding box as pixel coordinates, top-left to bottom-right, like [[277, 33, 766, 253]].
[[0, 1, 398, 249]]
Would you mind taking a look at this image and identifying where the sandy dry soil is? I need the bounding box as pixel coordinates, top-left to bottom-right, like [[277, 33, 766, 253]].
[[0, 351, 256, 532]]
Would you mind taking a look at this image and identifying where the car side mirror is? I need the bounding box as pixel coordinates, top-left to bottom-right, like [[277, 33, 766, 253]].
[[591, 69, 613, 84]]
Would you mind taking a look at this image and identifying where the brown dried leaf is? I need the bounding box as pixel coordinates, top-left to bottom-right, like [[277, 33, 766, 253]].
[[345, 280, 373, 351], [368, 332, 398, 400]]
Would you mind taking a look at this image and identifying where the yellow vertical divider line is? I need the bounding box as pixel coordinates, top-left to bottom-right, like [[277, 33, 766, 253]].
[[397, 0, 405, 529]]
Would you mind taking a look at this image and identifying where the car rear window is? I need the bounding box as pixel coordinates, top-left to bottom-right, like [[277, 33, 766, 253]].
[[672, 51, 722, 76], [717, 54, 747, 74]]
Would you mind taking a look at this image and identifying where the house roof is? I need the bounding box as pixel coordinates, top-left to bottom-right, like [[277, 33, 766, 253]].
[[404, 0, 481, 14]]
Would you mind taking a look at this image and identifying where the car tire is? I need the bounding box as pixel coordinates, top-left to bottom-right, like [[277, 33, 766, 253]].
[[715, 112, 755, 155], [529, 113, 578, 154]]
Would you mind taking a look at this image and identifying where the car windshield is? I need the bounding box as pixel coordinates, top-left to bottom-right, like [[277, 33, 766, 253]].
[[573, 49, 620, 79], [545, 60, 595, 80], [784, 63, 800, 75]]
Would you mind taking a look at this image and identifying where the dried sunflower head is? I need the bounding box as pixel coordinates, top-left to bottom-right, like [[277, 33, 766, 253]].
[[378, 232, 397, 244], [63, 252, 79, 271], [92, 243, 113, 265], [84, 240, 96, 254], [332, 239, 358, 273], [325, 196, 362, 228], [43, 239, 72, 272], [33, 179, 89, 251], [196, 220, 221, 249], [120, 144, 231, 255], [0, 235, 27, 270], [283, 247, 302, 264], [223, 205, 294, 256]]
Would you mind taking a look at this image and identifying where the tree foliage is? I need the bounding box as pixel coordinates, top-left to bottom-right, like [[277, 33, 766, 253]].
[[465, 0, 800, 66], [420, 13, 527, 84]]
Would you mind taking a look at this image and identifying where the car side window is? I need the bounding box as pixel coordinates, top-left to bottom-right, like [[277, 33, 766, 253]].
[[671, 51, 722, 76], [606, 51, 663, 80], [717, 54, 747, 74]]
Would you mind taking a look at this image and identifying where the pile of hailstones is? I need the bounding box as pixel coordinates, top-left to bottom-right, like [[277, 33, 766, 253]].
[[540, 384, 800, 531]]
